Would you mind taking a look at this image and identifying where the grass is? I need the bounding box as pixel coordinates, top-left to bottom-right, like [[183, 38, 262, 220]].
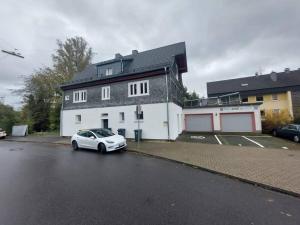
[[31, 130, 59, 137]]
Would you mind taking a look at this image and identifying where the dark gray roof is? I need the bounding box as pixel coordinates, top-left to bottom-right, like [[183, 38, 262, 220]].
[[207, 69, 300, 96], [62, 42, 187, 87]]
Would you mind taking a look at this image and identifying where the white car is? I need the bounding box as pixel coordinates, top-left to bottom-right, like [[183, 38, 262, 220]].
[[0, 128, 7, 139], [71, 128, 127, 153]]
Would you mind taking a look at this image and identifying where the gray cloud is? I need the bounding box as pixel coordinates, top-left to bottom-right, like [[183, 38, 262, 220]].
[[1, 0, 300, 107]]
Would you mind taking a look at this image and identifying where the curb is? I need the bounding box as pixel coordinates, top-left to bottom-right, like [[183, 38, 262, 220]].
[[2, 139, 70, 146], [128, 148, 300, 198]]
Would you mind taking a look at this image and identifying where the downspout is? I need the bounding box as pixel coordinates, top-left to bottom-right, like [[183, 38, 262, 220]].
[[60, 92, 64, 137], [165, 67, 170, 141]]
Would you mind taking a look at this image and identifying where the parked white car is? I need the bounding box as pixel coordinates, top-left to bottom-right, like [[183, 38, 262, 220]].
[[71, 128, 127, 153], [0, 128, 7, 139]]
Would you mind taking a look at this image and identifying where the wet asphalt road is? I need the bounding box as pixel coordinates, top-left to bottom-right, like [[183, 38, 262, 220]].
[[0, 141, 299, 225]]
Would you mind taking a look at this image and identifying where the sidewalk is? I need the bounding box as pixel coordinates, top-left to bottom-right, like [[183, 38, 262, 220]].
[[128, 141, 300, 196], [3, 136, 300, 196]]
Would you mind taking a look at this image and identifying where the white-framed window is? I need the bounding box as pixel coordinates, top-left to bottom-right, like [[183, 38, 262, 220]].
[[65, 95, 70, 101], [73, 90, 87, 103], [102, 86, 110, 100], [128, 80, 149, 97], [119, 112, 125, 122], [105, 68, 113, 76], [272, 94, 278, 101], [75, 115, 81, 124]]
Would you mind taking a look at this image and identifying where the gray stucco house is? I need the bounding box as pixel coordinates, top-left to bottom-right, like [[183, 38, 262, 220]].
[[60, 42, 188, 140]]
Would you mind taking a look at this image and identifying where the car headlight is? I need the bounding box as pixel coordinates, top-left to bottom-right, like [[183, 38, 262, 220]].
[[105, 140, 115, 144]]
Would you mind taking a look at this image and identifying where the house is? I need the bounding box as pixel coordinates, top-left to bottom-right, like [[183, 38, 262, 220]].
[[207, 68, 300, 120], [60, 42, 187, 140]]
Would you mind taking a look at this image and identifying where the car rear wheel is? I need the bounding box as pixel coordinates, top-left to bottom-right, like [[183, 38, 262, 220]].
[[72, 141, 79, 150], [98, 143, 107, 153], [272, 130, 277, 137], [293, 136, 299, 143]]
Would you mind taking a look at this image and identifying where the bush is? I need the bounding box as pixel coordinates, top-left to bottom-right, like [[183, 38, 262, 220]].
[[262, 110, 292, 133]]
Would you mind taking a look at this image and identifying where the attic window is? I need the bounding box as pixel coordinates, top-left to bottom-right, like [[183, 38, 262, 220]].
[[241, 83, 248, 87], [105, 68, 113, 76]]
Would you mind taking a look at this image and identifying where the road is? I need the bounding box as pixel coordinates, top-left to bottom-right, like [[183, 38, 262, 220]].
[[0, 141, 299, 225]]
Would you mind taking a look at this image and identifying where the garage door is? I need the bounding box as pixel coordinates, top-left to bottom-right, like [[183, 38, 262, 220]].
[[221, 113, 253, 132], [185, 114, 213, 132]]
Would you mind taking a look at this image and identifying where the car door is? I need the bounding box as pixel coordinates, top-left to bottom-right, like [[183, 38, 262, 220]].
[[278, 125, 288, 138], [287, 125, 298, 140], [76, 131, 90, 148], [85, 131, 98, 150]]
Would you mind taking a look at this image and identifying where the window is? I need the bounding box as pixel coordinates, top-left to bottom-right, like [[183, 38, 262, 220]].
[[105, 68, 113, 76], [119, 112, 125, 122], [272, 109, 280, 115], [241, 83, 248, 87], [73, 90, 87, 103], [272, 94, 278, 101], [288, 125, 298, 131], [75, 115, 81, 124], [65, 95, 70, 101], [128, 80, 149, 97], [102, 86, 110, 100], [135, 111, 144, 120], [256, 96, 263, 102], [242, 97, 248, 103]]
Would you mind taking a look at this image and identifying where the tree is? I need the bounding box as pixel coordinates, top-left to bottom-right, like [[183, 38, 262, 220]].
[[21, 36, 93, 132], [0, 103, 19, 134], [183, 86, 199, 101], [52, 36, 93, 81]]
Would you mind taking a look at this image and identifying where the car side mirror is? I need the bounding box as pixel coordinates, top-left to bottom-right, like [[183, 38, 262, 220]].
[[90, 136, 95, 139]]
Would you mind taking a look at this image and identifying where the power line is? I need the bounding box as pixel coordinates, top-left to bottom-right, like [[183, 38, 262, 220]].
[[1, 49, 24, 58]]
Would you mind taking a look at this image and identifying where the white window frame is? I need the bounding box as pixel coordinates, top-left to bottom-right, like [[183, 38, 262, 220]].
[[73, 90, 87, 103], [272, 94, 278, 101], [102, 86, 110, 100], [105, 68, 113, 76], [75, 115, 81, 124], [128, 80, 149, 97]]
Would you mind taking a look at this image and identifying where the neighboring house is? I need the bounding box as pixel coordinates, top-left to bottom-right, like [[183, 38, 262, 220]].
[[207, 68, 300, 120], [60, 42, 187, 140]]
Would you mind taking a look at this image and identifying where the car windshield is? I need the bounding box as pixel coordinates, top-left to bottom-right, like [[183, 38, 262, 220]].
[[91, 129, 114, 138]]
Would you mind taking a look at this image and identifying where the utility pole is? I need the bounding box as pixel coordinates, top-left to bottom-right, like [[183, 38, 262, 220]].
[[1, 49, 24, 58]]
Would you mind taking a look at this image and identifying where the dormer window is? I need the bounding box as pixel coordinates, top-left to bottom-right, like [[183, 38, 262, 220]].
[[105, 68, 113, 76], [241, 83, 248, 87]]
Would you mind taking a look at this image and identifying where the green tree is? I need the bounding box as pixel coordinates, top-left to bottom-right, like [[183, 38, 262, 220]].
[[21, 36, 93, 132], [183, 86, 199, 100], [0, 103, 19, 134]]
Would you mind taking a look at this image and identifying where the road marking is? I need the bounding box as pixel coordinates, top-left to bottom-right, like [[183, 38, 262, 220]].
[[214, 135, 222, 145], [219, 134, 271, 138], [238, 144, 242, 146], [242, 136, 264, 148], [282, 146, 288, 149]]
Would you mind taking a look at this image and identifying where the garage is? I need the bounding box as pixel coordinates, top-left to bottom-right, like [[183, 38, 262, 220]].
[[185, 114, 213, 132], [220, 113, 254, 132]]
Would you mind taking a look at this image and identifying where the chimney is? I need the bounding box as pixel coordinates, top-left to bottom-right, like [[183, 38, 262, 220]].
[[270, 71, 277, 82], [284, 68, 290, 73], [115, 53, 122, 59], [132, 50, 138, 55]]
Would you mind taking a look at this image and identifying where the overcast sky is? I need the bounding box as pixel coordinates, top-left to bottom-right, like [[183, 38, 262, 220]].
[[1, 0, 300, 108]]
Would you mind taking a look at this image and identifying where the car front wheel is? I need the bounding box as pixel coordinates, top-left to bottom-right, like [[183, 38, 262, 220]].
[[72, 141, 79, 150], [293, 136, 299, 143], [98, 143, 107, 153], [272, 130, 277, 137]]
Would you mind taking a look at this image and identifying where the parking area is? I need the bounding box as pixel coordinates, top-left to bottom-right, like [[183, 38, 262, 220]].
[[177, 132, 300, 150]]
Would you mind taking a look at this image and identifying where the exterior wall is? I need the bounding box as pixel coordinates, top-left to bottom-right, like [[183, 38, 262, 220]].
[[291, 90, 300, 119], [63, 75, 168, 110], [61, 102, 182, 140], [247, 92, 292, 119], [183, 105, 261, 132]]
